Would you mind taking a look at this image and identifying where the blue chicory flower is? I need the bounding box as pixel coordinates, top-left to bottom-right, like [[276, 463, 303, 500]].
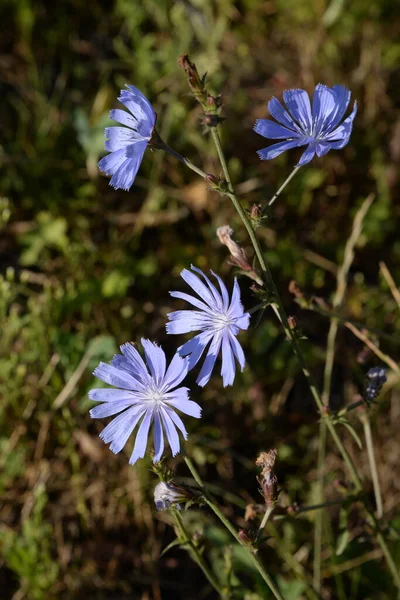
[[89, 340, 201, 465], [166, 266, 250, 387], [254, 84, 357, 165], [98, 85, 156, 191]]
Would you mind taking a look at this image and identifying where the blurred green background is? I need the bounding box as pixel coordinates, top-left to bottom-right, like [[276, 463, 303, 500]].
[[1, 0, 400, 598]]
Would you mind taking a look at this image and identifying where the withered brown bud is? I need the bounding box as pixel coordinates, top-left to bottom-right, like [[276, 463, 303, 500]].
[[217, 225, 262, 284], [256, 449, 279, 509], [177, 54, 202, 89]]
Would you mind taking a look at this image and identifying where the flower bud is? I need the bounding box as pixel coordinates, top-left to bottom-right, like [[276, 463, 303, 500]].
[[154, 481, 196, 511]]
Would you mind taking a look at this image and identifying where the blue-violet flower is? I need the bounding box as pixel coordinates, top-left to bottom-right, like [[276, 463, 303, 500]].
[[166, 266, 250, 387], [98, 85, 156, 191], [89, 340, 201, 465], [254, 84, 357, 165]]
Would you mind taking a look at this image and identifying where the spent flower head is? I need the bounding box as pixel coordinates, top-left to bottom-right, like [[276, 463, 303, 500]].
[[89, 340, 201, 465], [166, 266, 250, 387], [98, 85, 156, 191], [254, 84, 357, 165]]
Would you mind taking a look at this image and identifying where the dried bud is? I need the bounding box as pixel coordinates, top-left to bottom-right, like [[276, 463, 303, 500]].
[[177, 54, 205, 101], [217, 225, 247, 265], [363, 367, 387, 403], [154, 481, 198, 511], [256, 449, 279, 509], [255, 449, 277, 472], [216, 225, 262, 285]]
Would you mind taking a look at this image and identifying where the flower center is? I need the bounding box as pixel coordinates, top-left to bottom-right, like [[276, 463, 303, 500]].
[[146, 387, 165, 405], [212, 311, 234, 330]]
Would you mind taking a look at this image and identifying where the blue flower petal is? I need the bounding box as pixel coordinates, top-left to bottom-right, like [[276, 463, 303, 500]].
[[268, 97, 303, 133], [109, 108, 139, 130], [153, 414, 164, 462], [100, 405, 145, 454], [328, 85, 351, 131], [257, 139, 305, 160], [141, 339, 166, 386], [129, 409, 153, 465], [162, 354, 189, 390], [297, 143, 317, 166], [165, 407, 188, 439], [323, 102, 357, 143], [90, 398, 139, 419], [160, 409, 180, 456], [98, 149, 126, 176], [166, 310, 207, 334], [93, 362, 143, 391], [120, 343, 151, 384], [180, 268, 217, 308], [164, 393, 202, 418], [254, 119, 302, 140], [105, 127, 147, 152], [191, 266, 224, 311], [89, 388, 136, 402], [109, 149, 146, 191], [311, 84, 337, 137], [283, 89, 313, 133], [169, 291, 211, 312], [178, 331, 214, 369], [196, 335, 222, 387], [221, 334, 236, 387], [118, 87, 156, 132], [210, 270, 230, 310], [235, 313, 250, 331], [229, 334, 246, 370], [315, 142, 332, 157]]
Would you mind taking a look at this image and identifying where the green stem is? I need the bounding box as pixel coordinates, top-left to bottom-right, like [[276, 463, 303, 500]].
[[313, 419, 327, 593], [172, 510, 227, 598], [256, 505, 274, 545], [361, 414, 383, 518], [208, 125, 400, 590], [183, 455, 285, 600], [162, 143, 208, 179], [262, 166, 301, 214]]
